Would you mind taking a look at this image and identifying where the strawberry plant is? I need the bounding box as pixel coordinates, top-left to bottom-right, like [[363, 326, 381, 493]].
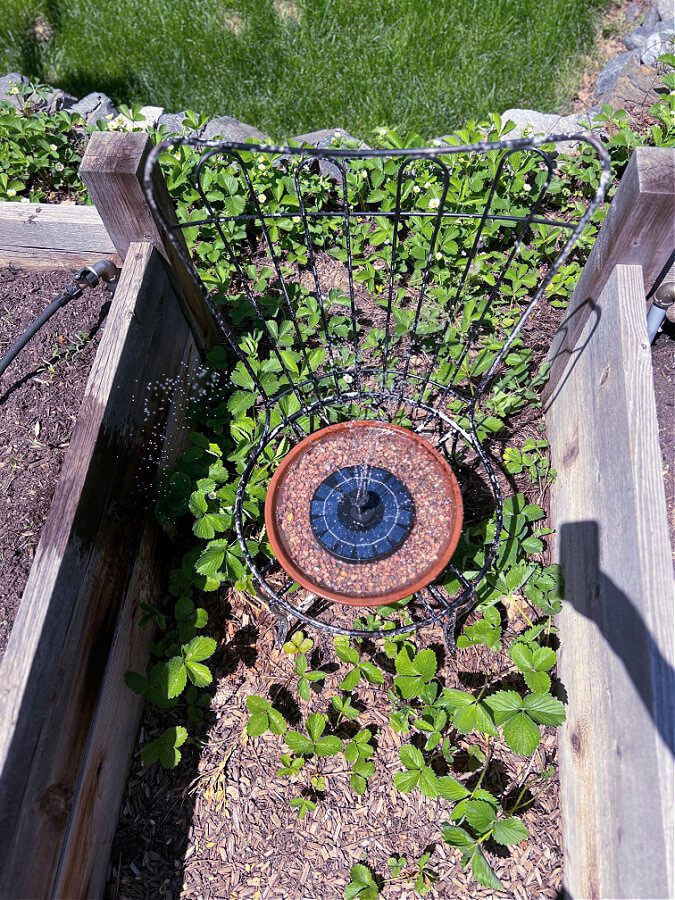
[[98, 61, 675, 892]]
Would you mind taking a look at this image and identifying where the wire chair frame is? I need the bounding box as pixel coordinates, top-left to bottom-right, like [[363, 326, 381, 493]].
[[144, 133, 611, 646]]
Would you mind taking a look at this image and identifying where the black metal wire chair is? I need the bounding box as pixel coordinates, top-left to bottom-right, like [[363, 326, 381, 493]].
[[144, 133, 610, 647]]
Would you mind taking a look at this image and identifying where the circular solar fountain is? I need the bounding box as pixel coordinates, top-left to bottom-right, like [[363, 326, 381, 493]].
[[265, 421, 464, 606]]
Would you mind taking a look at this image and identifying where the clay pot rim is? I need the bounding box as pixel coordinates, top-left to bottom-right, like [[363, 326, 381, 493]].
[[264, 420, 464, 607]]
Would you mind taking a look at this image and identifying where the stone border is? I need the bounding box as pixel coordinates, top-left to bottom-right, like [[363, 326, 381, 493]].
[[0, 1, 671, 145]]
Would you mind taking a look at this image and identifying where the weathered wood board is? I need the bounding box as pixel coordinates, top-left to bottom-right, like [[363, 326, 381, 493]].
[[80, 131, 218, 353], [0, 242, 199, 899], [0, 200, 119, 269], [544, 146, 675, 406], [546, 264, 674, 900]]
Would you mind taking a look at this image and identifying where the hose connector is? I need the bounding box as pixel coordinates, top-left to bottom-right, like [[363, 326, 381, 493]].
[[74, 259, 120, 289]]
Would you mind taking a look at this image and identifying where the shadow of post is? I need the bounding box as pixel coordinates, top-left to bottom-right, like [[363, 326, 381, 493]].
[[558, 520, 674, 757]]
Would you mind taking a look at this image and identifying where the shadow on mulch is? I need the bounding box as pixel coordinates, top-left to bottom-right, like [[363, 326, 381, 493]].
[[108, 579, 564, 900], [108, 590, 262, 899]]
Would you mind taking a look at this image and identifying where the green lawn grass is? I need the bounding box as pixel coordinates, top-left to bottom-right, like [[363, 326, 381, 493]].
[[0, 0, 607, 139]]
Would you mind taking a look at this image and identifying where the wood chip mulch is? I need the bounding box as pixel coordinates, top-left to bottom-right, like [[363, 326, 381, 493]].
[[108, 244, 566, 900], [108, 589, 562, 900]]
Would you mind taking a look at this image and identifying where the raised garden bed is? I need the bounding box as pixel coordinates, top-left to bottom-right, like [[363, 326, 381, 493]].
[[0, 133, 672, 900], [0, 222, 203, 895], [0, 200, 118, 269]]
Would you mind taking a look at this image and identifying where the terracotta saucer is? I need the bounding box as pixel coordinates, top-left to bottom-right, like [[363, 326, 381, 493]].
[[264, 421, 464, 607]]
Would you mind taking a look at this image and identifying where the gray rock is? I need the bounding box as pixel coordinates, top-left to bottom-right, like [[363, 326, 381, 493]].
[[70, 92, 117, 124], [138, 105, 163, 127], [624, 27, 648, 49], [595, 50, 640, 99], [200, 115, 266, 142], [0, 75, 76, 114], [286, 128, 369, 181], [653, 0, 673, 20], [44, 88, 77, 114], [606, 57, 661, 108], [626, 1, 643, 20], [157, 111, 189, 133], [627, 13, 675, 52], [500, 108, 602, 143], [0, 72, 29, 107], [643, 5, 661, 28], [641, 19, 675, 65], [292, 127, 367, 148]]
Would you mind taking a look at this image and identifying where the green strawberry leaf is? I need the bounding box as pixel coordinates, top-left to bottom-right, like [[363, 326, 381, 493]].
[[393, 769, 420, 792], [165, 657, 187, 698], [315, 735, 343, 756], [413, 648, 437, 679], [399, 744, 425, 770], [464, 799, 497, 834], [503, 711, 542, 756], [183, 635, 217, 662], [492, 817, 529, 846], [306, 713, 326, 742], [340, 668, 362, 691], [436, 775, 470, 801], [471, 847, 503, 890], [523, 669, 551, 694], [285, 731, 315, 755], [246, 711, 268, 737], [267, 708, 287, 734], [523, 692, 566, 725], [185, 660, 212, 688], [418, 766, 439, 798], [440, 824, 475, 852]]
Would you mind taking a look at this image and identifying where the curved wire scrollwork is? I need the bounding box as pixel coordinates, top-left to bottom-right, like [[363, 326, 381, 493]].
[[143, 134, 611, 642]]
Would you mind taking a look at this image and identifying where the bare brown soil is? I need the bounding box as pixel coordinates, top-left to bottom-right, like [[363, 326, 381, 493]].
[[0, 267, 109, 656]]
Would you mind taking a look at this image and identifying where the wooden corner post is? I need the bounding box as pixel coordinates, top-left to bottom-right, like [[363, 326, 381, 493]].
[[545, 145, 674, 900], [544, 146, 675, 406], [80, 130, 219, 353]]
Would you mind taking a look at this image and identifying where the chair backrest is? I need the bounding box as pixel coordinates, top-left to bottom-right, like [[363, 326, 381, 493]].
[[144, 134, 610, 439]]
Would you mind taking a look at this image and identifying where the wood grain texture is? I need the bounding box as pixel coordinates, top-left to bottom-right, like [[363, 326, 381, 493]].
[[80, 131, 218, 353], [0, 248, 121, 269], [0, 200, 119, 268], [544, 147, 675, 406], [53, 330, 200, 900], [546, 264, 674, 900], [0, 243, 195, 899]]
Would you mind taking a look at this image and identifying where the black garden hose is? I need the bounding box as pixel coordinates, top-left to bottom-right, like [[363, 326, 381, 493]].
[[0, 259, 119, 381]]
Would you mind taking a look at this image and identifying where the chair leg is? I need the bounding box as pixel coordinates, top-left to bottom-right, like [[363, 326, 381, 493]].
[[272, 607, 291, 649], [442, 608, 457, 654]]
